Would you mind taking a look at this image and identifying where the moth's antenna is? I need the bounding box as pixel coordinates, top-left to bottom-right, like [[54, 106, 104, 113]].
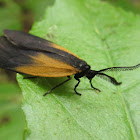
[[97, 64, 140, 73], [96, 73, 122, 85]]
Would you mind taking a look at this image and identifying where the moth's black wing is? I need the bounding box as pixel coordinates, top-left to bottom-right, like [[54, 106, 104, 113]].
[[0, 36, 32, 70], [0, 36, 80, 77], [4, 29, 88, 70]]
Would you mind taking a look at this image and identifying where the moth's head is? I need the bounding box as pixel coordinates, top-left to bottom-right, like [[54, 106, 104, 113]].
[[86, 70, 97, 79]]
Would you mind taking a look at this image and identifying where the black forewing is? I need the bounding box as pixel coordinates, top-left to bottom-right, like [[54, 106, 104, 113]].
[[0, 36, 34, 70], [4, 29, 88, 71]]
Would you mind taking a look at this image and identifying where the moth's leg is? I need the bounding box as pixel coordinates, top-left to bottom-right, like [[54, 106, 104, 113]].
[[74, 78, 82, 96], [89, 79, 101, 92], [43, 76, 72, 96]]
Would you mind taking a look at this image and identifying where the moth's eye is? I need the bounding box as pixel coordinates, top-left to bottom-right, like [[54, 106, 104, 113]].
[[79, 63, 83, 67], [85, 65, 90, 69]]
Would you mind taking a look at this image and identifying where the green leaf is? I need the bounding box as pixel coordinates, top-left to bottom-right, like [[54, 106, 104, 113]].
[[0, 84, 24, 140], [17, 0, 140, 139], [0, 0, 22, 35]]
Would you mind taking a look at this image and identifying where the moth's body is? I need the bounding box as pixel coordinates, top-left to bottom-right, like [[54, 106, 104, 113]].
[[0, 30, 139, 96]]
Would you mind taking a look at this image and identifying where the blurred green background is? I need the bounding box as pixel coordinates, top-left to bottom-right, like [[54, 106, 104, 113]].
[[0, 0, 140, 139]]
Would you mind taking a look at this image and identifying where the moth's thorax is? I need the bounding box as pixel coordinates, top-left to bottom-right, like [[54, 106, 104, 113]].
[[74, 63, 91, 79]]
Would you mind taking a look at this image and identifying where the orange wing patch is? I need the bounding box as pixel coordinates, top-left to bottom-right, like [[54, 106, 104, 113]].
[[51, 43, 81, 59], [16, 53, 81, 77]]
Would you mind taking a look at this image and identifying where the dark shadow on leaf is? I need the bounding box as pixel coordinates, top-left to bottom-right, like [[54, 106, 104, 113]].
[[0, 115, 11, 126], [24, 76, 76, 97], [0, 1, 6, 7]]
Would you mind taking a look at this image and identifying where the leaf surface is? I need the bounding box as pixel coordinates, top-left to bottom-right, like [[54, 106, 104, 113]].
[[17, 0, 140, 139]]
